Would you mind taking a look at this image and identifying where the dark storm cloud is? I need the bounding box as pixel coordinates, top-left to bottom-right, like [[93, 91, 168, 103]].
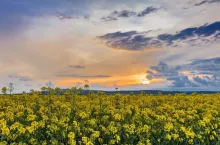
[[117, 10, 136, 17], [193, 76, 209, 85], [101, 10, 136, 21], [99, 21, 220, 51], [169, 75, 199, 87], [137, 6, 158, 17], [194, 0, 220, 6], [194, 1, 208, 6], [101, 6, 158, 21], [146, 57, 220, 87]]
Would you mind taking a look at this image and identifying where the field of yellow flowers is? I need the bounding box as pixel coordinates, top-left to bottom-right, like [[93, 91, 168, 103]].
[[0, 92, 220, 145]]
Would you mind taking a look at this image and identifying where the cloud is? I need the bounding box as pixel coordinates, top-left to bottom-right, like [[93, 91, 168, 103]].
[[99, 21, 220, 51], [146, 62, 197, 87], [84, 80, 89, 83], [8, 74, 19, 79], [194, 1, 208, 6], [46, 81, 55, 88], [0, 0, 94, 35], [117, 10, 136, 18], [193, 76, 220, 86], [68, 65, 85, 69], [19, 76, 32, 81], [56, 12, 90, 20], [149, 62, 179, 78], [56, 12, 79, 20], [147, 57, 220, 88], [101, 10, 136, 21], [101, 6, 158, 21], [169, 75, 198, 87], [158, 21, 220, 41], [8, 74, 32, 81], [137, 6, 158, 17], [178, 57, 220, 75], [98, 31, 155, 50], [194, 0, 220, 6], [56, 73, 111, 78], [193, 76, 209, 85], [1, 0, 220, 92]]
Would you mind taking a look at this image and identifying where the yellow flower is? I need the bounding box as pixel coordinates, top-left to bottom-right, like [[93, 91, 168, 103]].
[[18, 127, 26, 134], [91, 131, 100, 140], [82, 136, 88, 144], [164, 122, 173, 132], [0, 141, 8, 145], [146, 139, 151, 145], [188, 139, 193, 144], [166, 134, 171, 140], [113, 114, 122, 121], [210, 135, 215, 141], [26, 126, 35, 134], [115, 135, 120, 143], [203, 117, 210, 124], [1, 126, 10, 136], [68, 132, 76, 145], [172, 133, 179, 140], [27, 115, 37, 121], [199, 120, 206, 127], [79, 112, 88, 119]]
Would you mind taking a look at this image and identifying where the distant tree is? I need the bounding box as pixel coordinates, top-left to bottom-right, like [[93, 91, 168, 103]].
[[55, 87, 62, 95], [140, 91, 146, 96], [71, 87, 77, 95], [158, 92, 163, 96], [8, 83, 14, 96], [34, 91, 40, 95], [41, 86, 47, 94], [89, 90, 95, 96], [84, 84, 89, 90], [22, 91, 26, 96], [115, 87, 118, 92], [49, 88, 55, 95], [47, 87, 51, 95], [77, 87, 83, 95], [97, 91, 106, 96], [30, 89, 35, 95], [64, 88, 71, 95], [1, 87, 7, 95]]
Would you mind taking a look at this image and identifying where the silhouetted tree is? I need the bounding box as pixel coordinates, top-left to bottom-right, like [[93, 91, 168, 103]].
[[55, 87, 62, 95], [49, 88, 55, 95], [77, 87, 83, 95], [22, 91, 27, 96], [115, 87, 118, 92], [8, 83, 14, 96], [41, 86, 47, 94], [84, 84, 89, 90], [71, 87, 77, 95], [64, 88, 71, 95], [30, 89, 35, 95], [1, 87, 7, 95]]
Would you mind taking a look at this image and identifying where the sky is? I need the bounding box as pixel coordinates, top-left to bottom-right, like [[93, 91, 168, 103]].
[[0, 0, 220, 93]]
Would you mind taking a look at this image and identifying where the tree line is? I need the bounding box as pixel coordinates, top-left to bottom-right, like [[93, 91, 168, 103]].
[[1, 83, 90, 95]]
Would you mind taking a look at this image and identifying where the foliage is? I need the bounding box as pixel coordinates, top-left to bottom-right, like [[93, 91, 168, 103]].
[[1, 87, 7, 95], [0, 93, 220, 145], [84, 84, 89, 90], [7, 83, 14, 96]]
